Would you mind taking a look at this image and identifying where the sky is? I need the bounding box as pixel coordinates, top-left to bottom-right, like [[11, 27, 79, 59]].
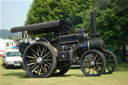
[[0, 0, 33, 30]]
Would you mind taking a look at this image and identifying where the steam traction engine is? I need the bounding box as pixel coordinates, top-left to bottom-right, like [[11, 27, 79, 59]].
[[11, 12, 117, 78]]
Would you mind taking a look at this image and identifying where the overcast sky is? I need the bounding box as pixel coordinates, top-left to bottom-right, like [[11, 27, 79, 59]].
[[0, 0, 33, 30]]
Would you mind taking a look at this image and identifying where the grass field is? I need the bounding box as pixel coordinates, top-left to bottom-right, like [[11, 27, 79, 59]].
[[0, 58, 128, 85]]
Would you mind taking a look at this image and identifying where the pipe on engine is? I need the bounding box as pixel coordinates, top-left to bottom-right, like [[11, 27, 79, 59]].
[[91, 11, 97, 35]]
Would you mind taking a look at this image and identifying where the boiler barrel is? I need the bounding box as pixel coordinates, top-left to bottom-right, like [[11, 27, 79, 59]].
[[76, 38, 104, 50]]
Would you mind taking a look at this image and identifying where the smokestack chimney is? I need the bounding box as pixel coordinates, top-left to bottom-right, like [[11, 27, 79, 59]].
[[91, 11, 97, 37]]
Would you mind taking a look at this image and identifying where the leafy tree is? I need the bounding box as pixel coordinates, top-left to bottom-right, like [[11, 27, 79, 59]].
[[25, 0, 73, 25], [96, 0, 128, 62]]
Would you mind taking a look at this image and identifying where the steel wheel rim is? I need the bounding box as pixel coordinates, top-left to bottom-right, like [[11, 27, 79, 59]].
[[24, 44, 53, 77]]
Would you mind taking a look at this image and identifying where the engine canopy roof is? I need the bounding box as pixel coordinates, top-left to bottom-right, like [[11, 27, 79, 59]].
[[11, 20, 74, 35]]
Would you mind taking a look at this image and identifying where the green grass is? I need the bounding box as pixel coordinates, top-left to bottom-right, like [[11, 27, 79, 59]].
[[0, 58, 128, 85]]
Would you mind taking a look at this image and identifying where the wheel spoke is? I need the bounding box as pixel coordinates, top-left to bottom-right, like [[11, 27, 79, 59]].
[[95, 62, 103, 65], [43, 48, 47, 56], [32, 65, 39, 72], [45, 62, 51, 70], [108, 64, 114, 67], [42, 52, 51, 59], [44, 59, 52, 62], [41, 48, 44, 56], [28, 59, 36, 62], [37, 49, 40, 57], [46, 55, 52, 59], [27, 62, 36, 66], [84, 62, 90, 64], [44, 64, 48, 72], [31, 63, 37, 69], [107, 64, 114, 70], [94, 54, 98, 61], [31, 48, 38, 56], [88, 55, 92, 61], [88, 68, 91, 73], [45, 63, 50, 69], [41, 64, 45, 73], [37, 65, 41, 75], [107, 66, 111, 72], [32, 53, 38, 58], [96, 57, 101, 62], [26, 56, 36, 59], [95, 64, 102, 70], [46, 62, 52, 66], [93, 66, 98, 72], [38, 66, 42, 75], [93, 68, 95, 74]]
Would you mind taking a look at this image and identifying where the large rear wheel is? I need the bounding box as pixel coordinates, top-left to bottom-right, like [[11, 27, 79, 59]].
[[23, 42, 57, 78], [80, 50, 106, 76]]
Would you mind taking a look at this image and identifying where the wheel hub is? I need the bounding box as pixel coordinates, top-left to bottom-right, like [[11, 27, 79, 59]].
[[36, 57, 42, 63], [90, 61, 95, 66]]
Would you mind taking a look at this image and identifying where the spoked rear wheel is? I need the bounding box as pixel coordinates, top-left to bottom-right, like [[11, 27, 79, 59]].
[[80, 50, 106, 76], [23, 42, 57, 78], [103, 50, 117, 74]]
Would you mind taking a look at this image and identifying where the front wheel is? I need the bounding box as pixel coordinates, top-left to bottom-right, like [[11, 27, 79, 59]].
[[80, 50, 106, 76], [103, 50, 117, 74]]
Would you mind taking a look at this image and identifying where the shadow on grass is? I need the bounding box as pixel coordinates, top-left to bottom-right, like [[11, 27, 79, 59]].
[[51, 74, 71, 78], [3, 72, 72, 78], [3, 72, 29, 78], [1, 63, 22, 69], [69, 74, 86, 77]]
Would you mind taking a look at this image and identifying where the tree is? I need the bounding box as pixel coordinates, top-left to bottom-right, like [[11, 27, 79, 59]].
[[96, 0, 128, 62], [25, 0, 73, 25]]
